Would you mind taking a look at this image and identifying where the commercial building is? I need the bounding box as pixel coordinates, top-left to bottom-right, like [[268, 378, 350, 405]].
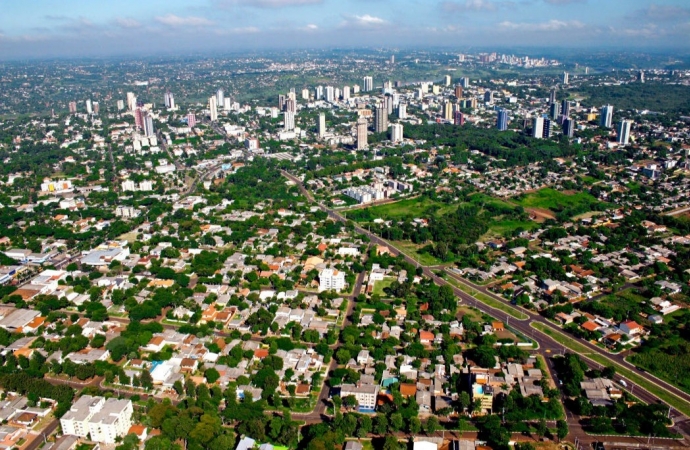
[[363, 76, 373, 92], [600, 104, 614, 128], [533, 116, 544, 139], [496, 109, 508, 131], [617, 120, 632, 145]]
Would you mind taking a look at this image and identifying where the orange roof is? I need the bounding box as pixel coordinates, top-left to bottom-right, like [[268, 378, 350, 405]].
[[25, 317, 46, 329], [419, 330, 434, 341], [149, 336, 164, 345], [400, 383, 417, 397], [582, 321, 599, 332], [254, 349, 269, 359], [128, 425, 147, 436], [492, 321, 504, 330]]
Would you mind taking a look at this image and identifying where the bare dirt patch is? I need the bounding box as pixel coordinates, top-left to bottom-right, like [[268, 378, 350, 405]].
[[526, 207, 556, 223]]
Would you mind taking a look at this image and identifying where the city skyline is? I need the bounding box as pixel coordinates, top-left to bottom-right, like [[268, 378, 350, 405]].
[[1, 0, 689, 59]]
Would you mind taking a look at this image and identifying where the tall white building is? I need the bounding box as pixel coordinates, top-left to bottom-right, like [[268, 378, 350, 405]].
[[325, 86, 335, 103], [390, 123, 403, 143], [357, 118, 368, 150], [444, 74, 452, 86], [116, 100, 125, 111], [617, 120, 632, 145], [318, 268, 345, 292], [315, 86, 323, 100], [600, 104, 614, 128], [85, 99, 93, 114], [342, 86, 350, 101], [398, 103, 407, 119], [533, 116, 545, 139], [164, 92, 175, 110], [209, 96, 218, 122], [363, 76, 373, 92], [216, 89, 224, 106], [143, 113, 155, 137], [340, 383, 379, 411], [121, 180, 136, 192], [126, 92, 137, 111], [301, 88, 310, 100], [318, 113, 326, 138], [61, 396, 133, 444], [562, 72, 569, 85], [284, 111, 295, 131]]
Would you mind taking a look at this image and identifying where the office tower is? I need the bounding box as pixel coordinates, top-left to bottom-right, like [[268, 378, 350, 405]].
[[562, 72, 569, 85], [301, 89, 310, 100], [126, 92, 136, 111], [390, 123, 403, 143], [187, 113, 197, 128], [217, 89, 224, 106], [444, 75, 452, 86], [116, 100, 124, 111], [325, 86, 335, 103], [284, 111, 295, 131], [563, 117, 575, 138], [397, 103, 407, 119], [363, 76, 373, 92], [443, 102, 453, 121], [69, 101, 77, 114], [93, 102, 99, 115], [600, 104, 614, 128], [356, 118, 368, 150], [315, 86, 324, 100], [285, 98, 297, 113], [164, 92, 175, 110], [453, 111, 465, 126], [85, 99, 93, 114], [533, 116, 545, 139], [484, 90, 493, 104], [460, 77, 470, 88], [143, 112, 155, 137], [384, 95, 393, 115], [496, 109, 508, 131], [318, 113, 326, 138], [278, 94, 286, 111], [342, 86, 350, 101], [617, 120, 632, 145], [638, 70, 645, 83], [549, 88, 557, 105], [374, 105, 388, 133], [455, 84, 463, 99], [543, 118, 552, 139], [561, 99, 571, 118], [550, 102, 560, 120], [353, 85, 360, 94], [134, 107, 144, 129], [209, 96, 218, 122]]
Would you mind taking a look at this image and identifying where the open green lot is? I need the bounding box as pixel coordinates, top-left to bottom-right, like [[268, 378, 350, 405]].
[[516, 188, 601, 213], [487, 219, 541, 237], [347, 197, 458, 221], [371, 277, 395, 297], [445, 273, 529, 320]]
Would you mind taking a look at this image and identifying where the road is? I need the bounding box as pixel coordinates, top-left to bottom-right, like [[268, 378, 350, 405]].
[[281, 170, 690, 445], [21, 419, 58, 450]]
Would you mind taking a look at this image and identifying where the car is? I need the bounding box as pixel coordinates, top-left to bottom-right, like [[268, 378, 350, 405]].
[[620, 380, 628, 388]]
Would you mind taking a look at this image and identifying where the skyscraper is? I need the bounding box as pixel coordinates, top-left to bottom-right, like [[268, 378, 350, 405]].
[[460, 77, 470, 88], [638, 70, 645, 83], [134, 107, 144, 129], [563, 117, 575, 138], [455, 85, 463, 99], [217, 89, 224, 106], [93, 102, 99, 115], [187, 113, 197, 128], [363, 76, 373, 92], [397, 104, 407, 119], [285, 98, 297, 113], [116, 100, 124, 111], [443, 102, 453, 121], [549, 89, 557, 105], [453, 111, 465, 126], [533, 116, 545, 139], [390, 55, 395, 64], [164, 92, 175, 110], [126, 92, 136, 111], [284, 111, 295, 131], [484, 90, 493, 104], [444, 75, 452, 86], [85, 99, 93, 114], [617, 120, 632, 145], [549, 102, 560, 120], [496, 109, 508, 131], [209, 96, 218, 122], [69, 101, 77, 114], [561, 100, 571, 118], [543, 118, 552, 139], [374, 105, 388, 133], [278, 94, 286, 111], [384, 95, 393, 115], [356, 118, 368, 150], [600, 105, 614, 128], [390, 123, 403, 143], [301, 89, 310, 100], [562, 72, 569, 85], [325, 86, 335, 103], [318, 113, 326, 138], [315, 86, 323, 100], [342, 86, 350, 101], [143, 112, 155, 137]]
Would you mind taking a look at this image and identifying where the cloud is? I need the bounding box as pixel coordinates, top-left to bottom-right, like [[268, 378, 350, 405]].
[[155, 14, 215, 27], [339, 14, 388, 29], [629, 4, 690, 21], [498, 19, 584, 31], [300, 24, 319, 31], [216, 0, 322, 8], [114, 18, 142, 29], [441, 0, 498, 12]]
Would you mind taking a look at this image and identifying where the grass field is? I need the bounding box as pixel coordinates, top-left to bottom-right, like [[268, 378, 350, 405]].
[[456, 305, 485, 322], [531, 322, 690, 418], [445, 274, 529, 320], [517, 188, 600, 213], [391, 240, 444, 266], [487, 219, 541, 237], [372, 277, 395, 297], [350, 197, 459, 221]]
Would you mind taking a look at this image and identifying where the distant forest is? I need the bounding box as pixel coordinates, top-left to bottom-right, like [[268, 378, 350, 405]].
[[576, 83, 690, 114]]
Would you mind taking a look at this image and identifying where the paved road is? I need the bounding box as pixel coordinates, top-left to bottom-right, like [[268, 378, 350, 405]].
[[21, 419, 58, 450]]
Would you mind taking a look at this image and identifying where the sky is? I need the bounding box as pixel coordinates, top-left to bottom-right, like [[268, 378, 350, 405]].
[[0, 0, 689, 59]]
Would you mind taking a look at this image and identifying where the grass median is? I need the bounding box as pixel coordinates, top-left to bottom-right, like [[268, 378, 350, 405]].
[[531, 322, 690, 418], [445, 275, 529, 320]]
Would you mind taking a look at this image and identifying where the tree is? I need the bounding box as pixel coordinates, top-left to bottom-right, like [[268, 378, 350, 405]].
[[342, 395, 358, 410], [205, 368, 220, 384], [140, 370, 154, 390], [425, 416, 440, 434], [390, 413, 404, 431], [382, 435, 401, 450], [556, 420, 568, 442], [408, 417, 421, 434], [536, 419, 547, 439]]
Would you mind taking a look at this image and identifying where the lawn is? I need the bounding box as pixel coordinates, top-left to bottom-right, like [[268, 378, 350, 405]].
[[516, 188, 601, 213], [348, 197, 452, 221], [530, 322, 690, 418], [372, 277, 395, 297], [487, 219, 541, 237], [456, 305, 485, 322], [391, 240, 444, 266], [444, 273, 529, 320]]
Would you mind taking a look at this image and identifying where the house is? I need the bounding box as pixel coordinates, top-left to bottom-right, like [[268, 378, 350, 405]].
[[619, 320, 643, 336], [419, 330, 434, 345]]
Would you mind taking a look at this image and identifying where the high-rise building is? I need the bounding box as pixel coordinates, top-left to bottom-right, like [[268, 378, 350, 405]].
[[164, 92, 175, 110], [353, 85, 360, 94], [187, 113, 197, 128], [469, 97, 478, 109], [284, 111, 295, 131], [143, 112, 155, 137], [563, 117, 575, 138], [638, 70, 645, 83], [356, 118, 368, 150], [533, 116, 545, 139], [134, 107, 144, 129], [561, 99, 571, 118], [455, 84, 463, 99], [374, 105, 388, 133], [397, 103, 407, 119], [209, 96, 218, 122], [278, 94, 286, 111], [550, 102, 560, 120], [223, 98, 232, 111], [384, 95, 393, 115], [496, 109, 508, 131], [126, 92, 136, 111], [484, 90, 493, 104], [93, 102, 99, 115], [617, 120, 632, 145], [390, 123, 403, 143], [549, 89, 557, 105], [318, 113, 326, 138], [390, 55, 395, 64], [325, 86, 335, 103], [562, 72, 569, 85], [315, 86, 324, 100], [458, 54, 465, 62], [460, 77, 470, 88], [301, 89, 310, 100], [363, 76, 373, 92], [543, 118, 552, 139], [453, 111, 465, 126], [444, 75, 452, 86], [600, 104, 614, 128], [216, 89, 224, 106], [69, 101, 77, 114], [342, 86, 350, 101], [85, 99, 93, 114], [285, 98, 297, 113], [116, 100, 124, 111], [443, 102, 453, 121]]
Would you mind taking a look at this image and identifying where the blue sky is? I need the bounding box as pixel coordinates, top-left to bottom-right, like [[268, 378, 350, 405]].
[[0, 0, 689, 58]]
